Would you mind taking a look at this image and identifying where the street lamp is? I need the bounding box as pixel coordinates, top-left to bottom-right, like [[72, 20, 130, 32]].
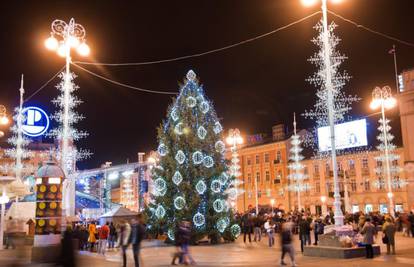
[[302, 0, 346, 226], [44, 18, 90, 176], [226, 128, 243, 211], [370, 86, 397, 217], [320, 195, 327, 216], [0, 105, 9, 125]]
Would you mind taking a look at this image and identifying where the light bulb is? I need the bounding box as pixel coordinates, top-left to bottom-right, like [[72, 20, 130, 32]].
[[77, 42, 90, 56], [57, 44, 67, 57], [67, 36, 80, 48], [0, 116, 9, 125], [45, 36, 58, 51], [301, 0, 318, 7]]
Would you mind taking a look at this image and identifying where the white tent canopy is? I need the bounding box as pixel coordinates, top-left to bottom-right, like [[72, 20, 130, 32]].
[[100, 206, 138, 218]]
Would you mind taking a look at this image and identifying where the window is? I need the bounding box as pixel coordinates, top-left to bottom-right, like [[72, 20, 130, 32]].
[[258, 190, 262, 198], [379, 204, 388, 214], [247, 173, 252, 184], [325, 162, 330, 174], [376, 160, 383, 168], [314, 164, 319, 175], [304, 166, 308, 175], [256, 172, 260, 183], [351, 179, 357, 192], [266, 189, 271, 197], [326, 182, 333, 193], [264, 153, 269, 163], [362, 158, 368, 169], [365, 204, 373, 213], [337, 162, 342, 171], [364, 179, 370, 191], [352, 205, 359, 213], [255, 155, 260, 164], [349, 159, 355, 170], [378, 177, 385, 190], [276, 151, 281, 161], [339, 182, 344, 192], [265, 171, 270, 182], [392, 160, 398, 166], [247, 157, 252, 165], [394, 176, 402, 189], [315, 182, 321, 193]]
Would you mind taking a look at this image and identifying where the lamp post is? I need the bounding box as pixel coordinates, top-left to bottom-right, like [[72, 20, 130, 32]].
[[226, 128, 243, 211], [370, 86, 397, 217], [302, 0, 345, 226], [270, 199, 275, 215], [44, 19, 90, 175], [320, 195, 327, 216], [0, 105, 9, 126]]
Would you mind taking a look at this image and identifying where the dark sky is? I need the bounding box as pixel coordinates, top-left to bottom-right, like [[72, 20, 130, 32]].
[[1, 0, 413, 169]]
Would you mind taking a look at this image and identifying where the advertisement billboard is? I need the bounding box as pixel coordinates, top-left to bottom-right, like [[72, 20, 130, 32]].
[[317, 119, 368, 152]]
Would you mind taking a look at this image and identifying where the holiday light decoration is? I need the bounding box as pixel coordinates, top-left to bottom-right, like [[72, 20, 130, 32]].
[[230, 224, 241, 238], [147, 70, 234, 241], [287, 114, 309, 211]]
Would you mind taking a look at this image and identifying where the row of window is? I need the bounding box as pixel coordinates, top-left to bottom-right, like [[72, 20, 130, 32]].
[[246, 151, 282, 165], [246, 170, 283, 184], [313, 158, 399, 175]]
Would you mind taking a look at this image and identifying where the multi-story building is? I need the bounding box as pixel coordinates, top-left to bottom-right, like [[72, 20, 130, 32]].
[[232, 124, 410, 214]]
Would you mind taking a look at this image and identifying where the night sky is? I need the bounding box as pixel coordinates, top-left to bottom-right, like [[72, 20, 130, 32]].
[[0, 0, 413, 169]]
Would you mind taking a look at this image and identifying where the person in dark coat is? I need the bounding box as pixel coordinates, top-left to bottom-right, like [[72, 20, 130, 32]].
[[241, 214, 253, 243], [61, 226, 76, 267], [299, 216, 311, 252], [382, 217, 396, 255], [313, 218, 324, 245], [360, 217, 377, 258], [130, 214, 146, 267]]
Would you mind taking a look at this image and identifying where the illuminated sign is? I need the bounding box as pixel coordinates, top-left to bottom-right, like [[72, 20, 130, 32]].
[[317, 119, 368, 152], [22, 106, 50, 137]]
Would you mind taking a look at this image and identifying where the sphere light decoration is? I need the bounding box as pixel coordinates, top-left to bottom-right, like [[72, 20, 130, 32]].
[[197, 126, 207, 140], [45, 36, 58, 50], [213, 121, 223, 134], [172, 171, 183, 185], [214, 141, 226, 154], [203, 156, 214, 168], [186, 96, 197, 108], [77, 42, 90, 56], [171, 107, 179, 122], [216, 218, 228, 233], [174, 196, 186, 210], [158, 143, 168, 156], [154, 178, 167, 192], [213, 199, 225, 212], [155, 205, 166, 219], [211, 180, 222, 193], [192, 151, 204, 165], [227, 188, 238, 201], [174, 122, 184, 135], [196, 180, 207, 194], [230, 224, 241, 238], [193, 212, 205, 227], [199, 101, 210, 114], [219, 172, 229, 185], [168, 228, 175, 241], [175, 150, 186, 164]]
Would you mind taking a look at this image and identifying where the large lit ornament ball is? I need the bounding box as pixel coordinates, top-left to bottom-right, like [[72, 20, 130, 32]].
[[186, 96, 197, 108], [196, 180, 207, 195], [171, 107, 179, 122], [168, 228, 175, 241], [155, 205, 166, 219], [213, 121, 223, 134], [154, 178, 167, 192], [175, 150, 186, 165], [230, 224, 241, 238], [186, 70, 197, 81], [158, 143, 168, 156], [192, 151, 204, 165], [197, 126, 207, 140], [215, 141, 226, 154], [219, 172, 229, 185], [211, 180, 221, 193], [203, 156, 214, 168], [216, 217, 230, 233], [193, 212, 205, 227], [174, 196, 186, 210], [213, 199, 225, 212], [172, 171, 183, 185], [199, 101, 210, 114], [174, 122, 184, 135]]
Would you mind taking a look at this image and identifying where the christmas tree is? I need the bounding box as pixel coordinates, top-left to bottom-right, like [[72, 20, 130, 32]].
[[147, 70, 240, 243]]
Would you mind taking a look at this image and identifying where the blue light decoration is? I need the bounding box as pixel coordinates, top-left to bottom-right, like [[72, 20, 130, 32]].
[[155, 205, 166, 219], [211, 180, 221, 193], [158, 143, 168, 156], [216, 217, 229, 233], [197, 126, 207, 140], [213, 199, 225, 212], [213, 121, 223, 134], [203, 156, 214, 168], [175, 150, 186, 164], [230, 224, 241, 238], [186, 96, 197, 108], [196, 180, 207, 194], [192, 151, 204, 165], [199, 101, 210, 114], [174, 196, 186, 210], [168, 228, 175, 241], [214, 141, 225, 154], [171, 107, 179, 122], [219, 172, 229, 185], [172, 171, 183, 185], [193, 212, 205, 227], [21, 106, 50, 137]]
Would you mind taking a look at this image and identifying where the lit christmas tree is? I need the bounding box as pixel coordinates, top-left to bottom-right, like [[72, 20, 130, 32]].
[[147, 70, 240, 243], [287, 113, 309, 212]]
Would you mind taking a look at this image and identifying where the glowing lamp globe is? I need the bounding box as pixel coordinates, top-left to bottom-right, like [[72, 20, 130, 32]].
[[67, 36, 80, 48], [57, 44, 67, 57], [0, 116, 9, 125], [301, 0, 318, 7], [77, 42, 90, 56], [320, 195, 327, 203], [384, 97, 397, 109], [0, 130, 4, 138], [330, 0, 344, 4], [45, 36, 58, 51], [0, 194, 9, 204], [387, 192, 393, 199], [369, 99, 381, 110]]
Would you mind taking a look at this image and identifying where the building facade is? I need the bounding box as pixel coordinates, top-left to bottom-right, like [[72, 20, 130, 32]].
[[233, 127, 410, 214]]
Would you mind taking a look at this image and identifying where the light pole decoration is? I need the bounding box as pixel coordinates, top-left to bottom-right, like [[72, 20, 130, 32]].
[[302, 0, 359, 226], [226, 128, 243, 211], [45, 18, 91, 216], [370, 86, 402, 217], [287, 113, 309, 212]]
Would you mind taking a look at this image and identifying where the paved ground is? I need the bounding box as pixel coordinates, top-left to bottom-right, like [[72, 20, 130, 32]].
[[1, 233, 414, 267]]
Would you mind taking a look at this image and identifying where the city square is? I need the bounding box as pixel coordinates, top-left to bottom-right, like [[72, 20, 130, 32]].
[[0, 0, 414, 267]]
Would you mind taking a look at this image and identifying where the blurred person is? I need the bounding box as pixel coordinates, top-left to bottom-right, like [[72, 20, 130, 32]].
[[60, 225, 76, 267], [181, 221, 195, 265], [241, 213, 252, 243], [88, 222, 97, 252], [171, 222, 184, 265], [409, 211, 414, 237], [382, 217, 396, 255], [79, 225, 89, 250], [118, 220, 131, 267], [264, 218, 275, 247], [253, 215, 262, 242], [360, 217, 377, 259], [108, 221, 117, 250], [313, 217, 324, 245], [130, 214, 146, 267], [98, 222, 110, 255], [5, 216, 16, 249], [299, 215, 311, 252], [280, 220, 297, 267]]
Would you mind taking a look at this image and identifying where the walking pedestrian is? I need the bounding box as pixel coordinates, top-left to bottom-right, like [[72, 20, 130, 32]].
[[360, 217, 377, 258], [241, 213, 252, 243], [253, 215, 262, 242], [280, 220, 297, 267], [98, 222, 110, 255], [60, 225, 76, 267], [264, 218, 275, 247], [313, 217, 324, 245], [382, 217, 396, 255], [108, 222, 117, 250], [130, 214, 146, 267], [299, 215, 311, 252], [118, 220, 131, 267], [88, 221, 97, 252], [408, 212, 414, 238]]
